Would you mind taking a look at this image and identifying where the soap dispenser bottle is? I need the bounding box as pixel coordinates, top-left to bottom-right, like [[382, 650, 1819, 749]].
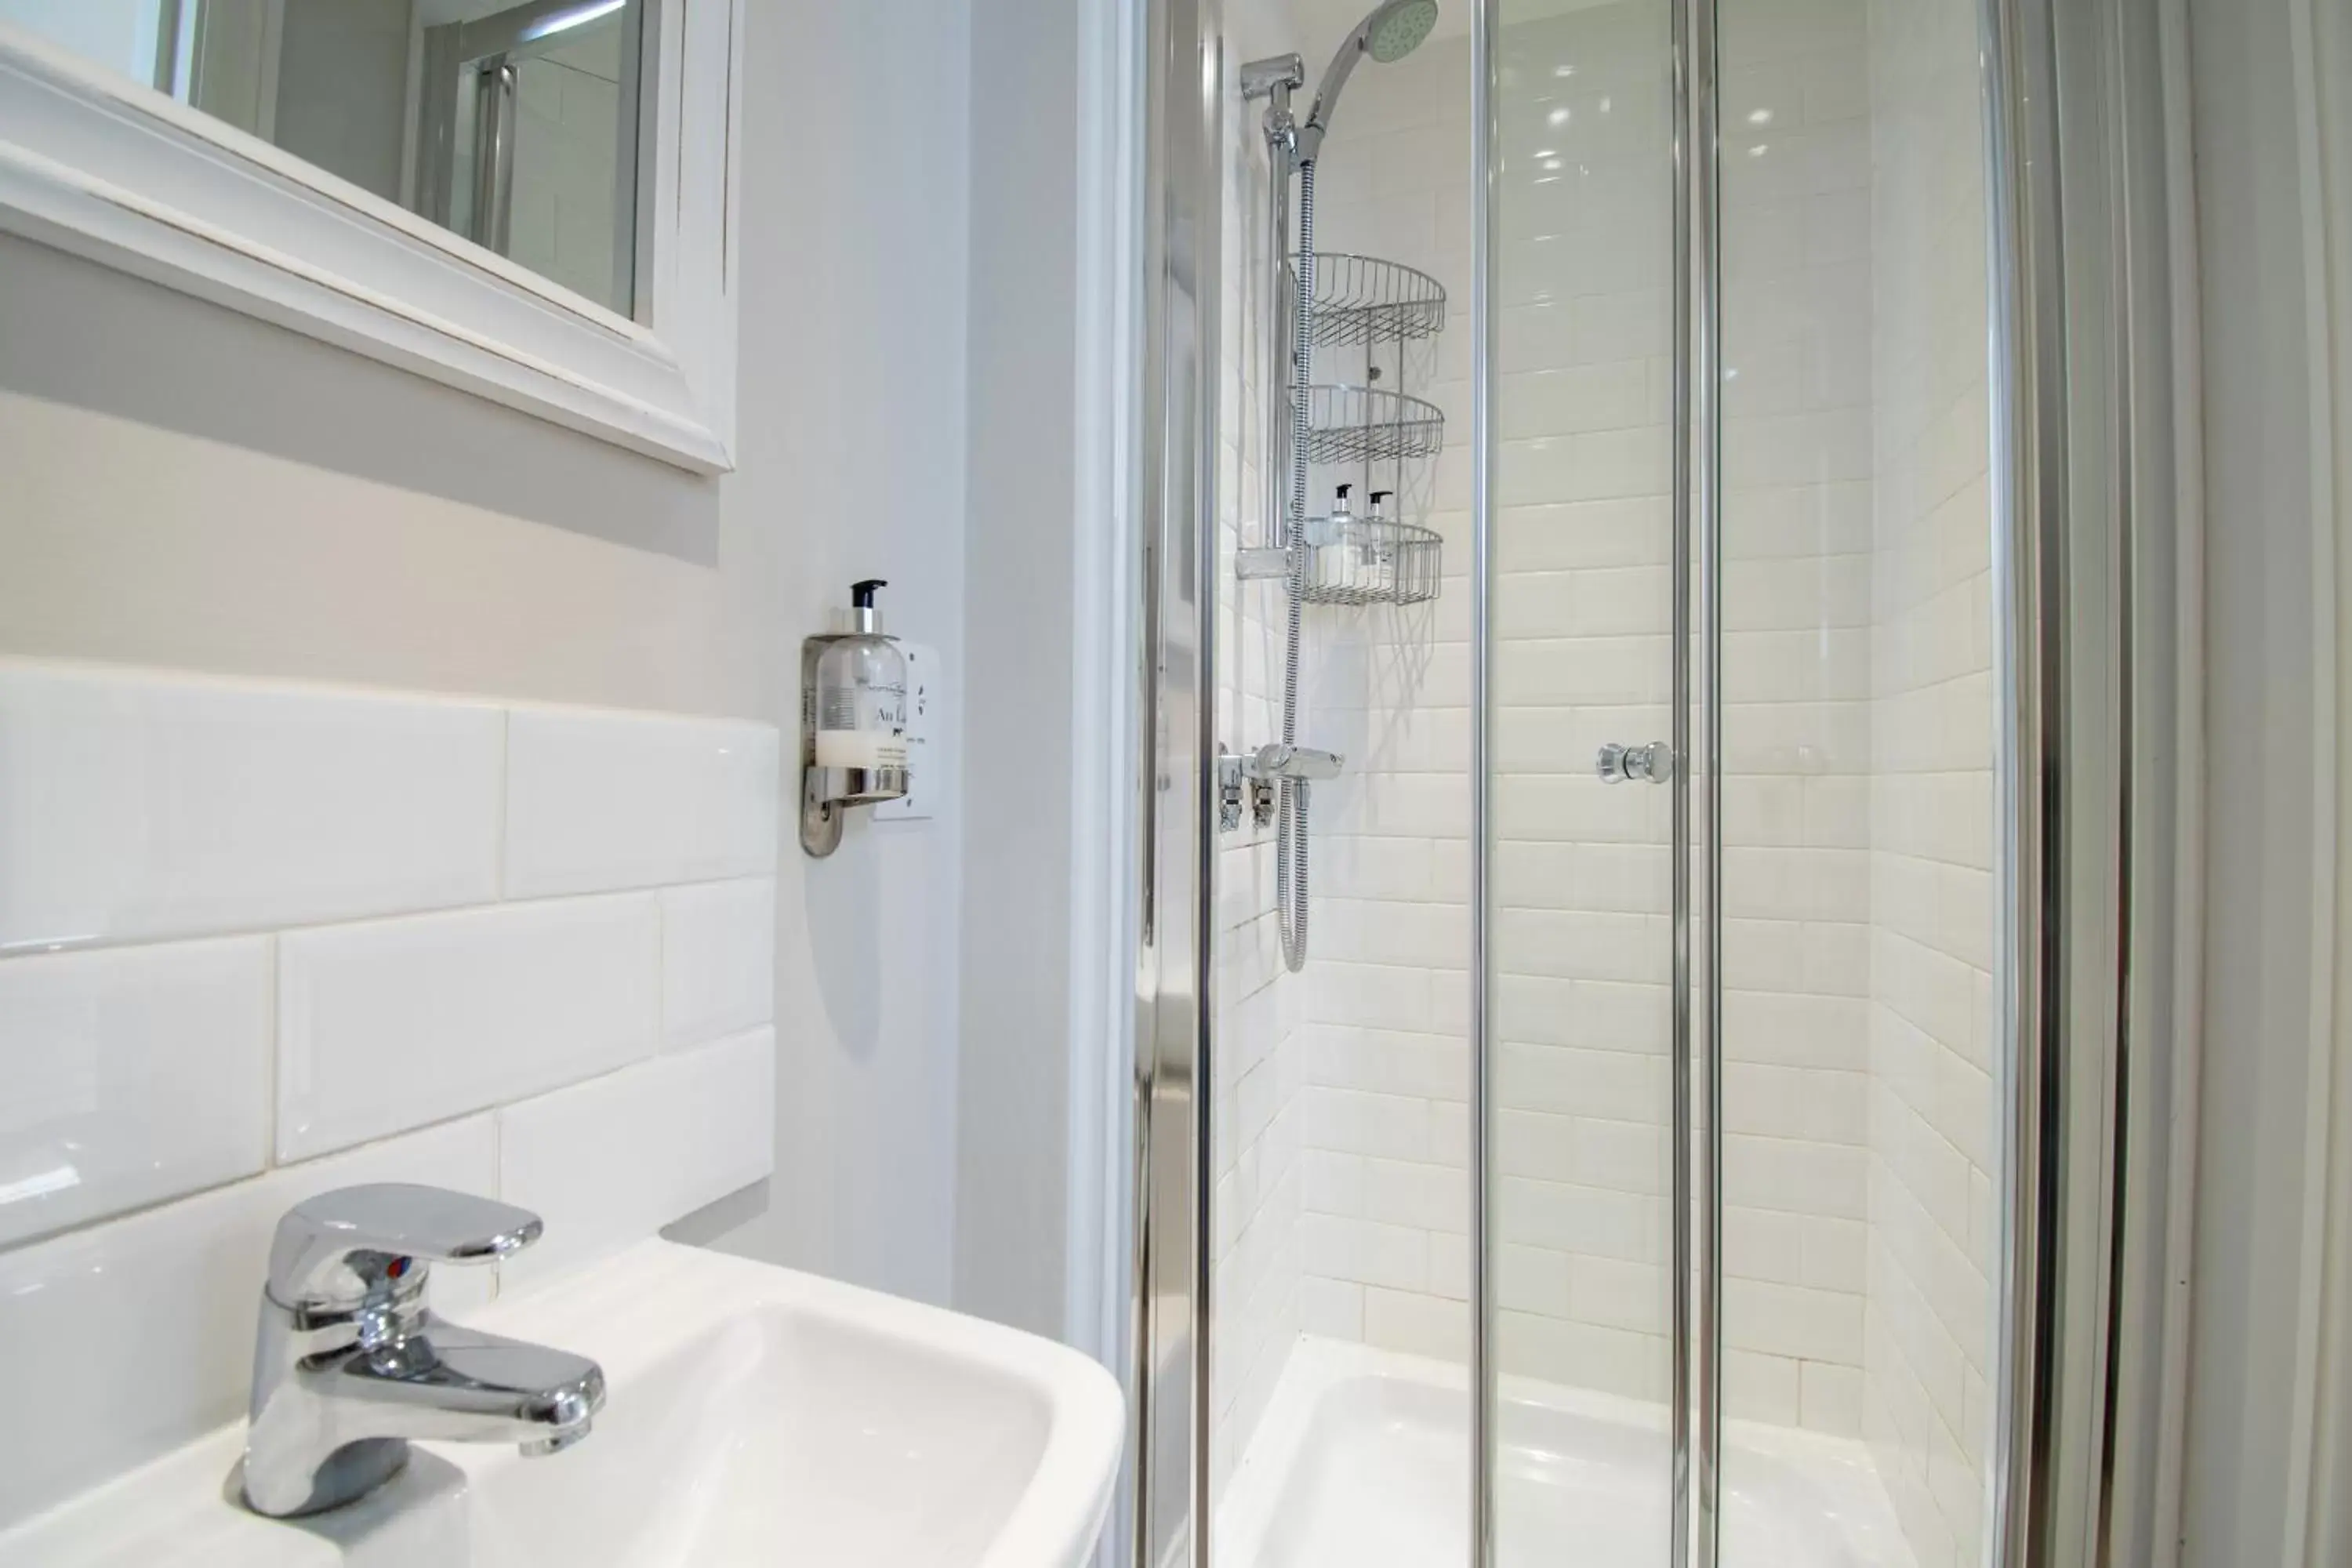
[[813, 579, 909, 782], [1327, 482, 1355, 540]]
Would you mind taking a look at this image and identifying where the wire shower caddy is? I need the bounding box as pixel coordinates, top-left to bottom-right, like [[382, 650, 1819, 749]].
[[1291, 252, 1449, 347], [1299, 383, 1446, 465], [1296, 514, 1444, 606], [1238, 251, 1450, 608]]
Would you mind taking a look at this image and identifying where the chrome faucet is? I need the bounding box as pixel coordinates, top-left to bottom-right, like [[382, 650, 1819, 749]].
[[241, 1183, 606, 1518]]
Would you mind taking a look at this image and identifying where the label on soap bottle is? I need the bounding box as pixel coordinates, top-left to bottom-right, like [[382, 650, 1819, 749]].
[[815, 728, 909, 771]]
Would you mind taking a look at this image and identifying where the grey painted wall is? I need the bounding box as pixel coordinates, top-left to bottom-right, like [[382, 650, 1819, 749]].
[[953, 0, 1087, 1340]]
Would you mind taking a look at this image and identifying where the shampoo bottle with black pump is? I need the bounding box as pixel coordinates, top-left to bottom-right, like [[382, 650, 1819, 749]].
[[813, 579, 909, 776]]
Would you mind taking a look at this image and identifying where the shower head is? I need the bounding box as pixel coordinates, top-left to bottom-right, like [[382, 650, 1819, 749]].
[[1300, 0, 1439, 154], [1364, 0, 1442, 60]]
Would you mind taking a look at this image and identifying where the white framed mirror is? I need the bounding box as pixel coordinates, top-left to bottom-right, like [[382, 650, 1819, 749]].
[[0, 0, 739, 472]]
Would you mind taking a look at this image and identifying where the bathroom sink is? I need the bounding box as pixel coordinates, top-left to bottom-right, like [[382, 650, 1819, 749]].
[[0, 1240, 1125, 1568]]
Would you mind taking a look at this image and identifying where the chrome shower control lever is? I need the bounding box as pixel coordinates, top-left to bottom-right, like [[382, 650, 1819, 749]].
[[1249, 742, 1344, 782], [1597, 741, 1674, 785]]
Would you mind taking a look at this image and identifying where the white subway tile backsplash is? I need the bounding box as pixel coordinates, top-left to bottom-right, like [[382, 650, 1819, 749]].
[[0, 664, 501, 951], [0, 938, 270, 1247], [0, 1115, 496, 1532], [0, 661, 785, 1533], [277, 894, 661, 1160], [504, 708, 780, 898], [660, 878, 777, 1050], [499, 1027, 775, 1288]]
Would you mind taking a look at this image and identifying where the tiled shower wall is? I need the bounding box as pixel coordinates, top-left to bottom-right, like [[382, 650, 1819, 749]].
[[1292, 26, 1479, 1367], [1287, 0, 1882, 1427], [1714, 0, 1878, 1434], [1210, 0, 1309, 1493], [1209, 5, 1992, 1557], [0, 660, 779, 1530], [1860, 0, 1997, 1560]]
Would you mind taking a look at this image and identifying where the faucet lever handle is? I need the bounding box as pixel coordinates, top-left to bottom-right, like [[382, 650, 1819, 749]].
[[264, 1183, 542, 1312]]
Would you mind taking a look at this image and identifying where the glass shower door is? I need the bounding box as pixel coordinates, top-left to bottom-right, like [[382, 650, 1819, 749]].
[[1710, 1, 2000, 1564], [1486, 1, 1681, 1560], [1483, 0, 2004, 1564]]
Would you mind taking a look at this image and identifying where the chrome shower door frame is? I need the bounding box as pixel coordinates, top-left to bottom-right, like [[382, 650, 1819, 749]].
[[1668, 0, 1722, 1560], [1134, 0, 1222, 1565]]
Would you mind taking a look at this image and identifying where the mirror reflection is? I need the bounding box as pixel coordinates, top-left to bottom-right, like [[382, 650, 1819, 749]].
[[0, 0, 648, 316]]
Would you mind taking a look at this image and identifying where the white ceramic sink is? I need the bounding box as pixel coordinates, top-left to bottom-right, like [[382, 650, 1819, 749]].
[[0, 1240, 1125, 1568]]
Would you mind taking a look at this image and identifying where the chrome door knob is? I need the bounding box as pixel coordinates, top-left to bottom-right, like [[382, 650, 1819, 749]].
[[1597, 741, 1674, 784]]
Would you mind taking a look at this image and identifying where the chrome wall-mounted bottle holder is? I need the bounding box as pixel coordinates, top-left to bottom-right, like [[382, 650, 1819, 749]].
[[799, 612, 909, 858]]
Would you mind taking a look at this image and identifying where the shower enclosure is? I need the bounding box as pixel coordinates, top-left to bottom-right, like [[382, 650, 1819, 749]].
[[1130, 0, 2196, 1563]]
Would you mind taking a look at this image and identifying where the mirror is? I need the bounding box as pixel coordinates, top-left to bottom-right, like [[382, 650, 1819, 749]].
[[0, 0, 647, 317]]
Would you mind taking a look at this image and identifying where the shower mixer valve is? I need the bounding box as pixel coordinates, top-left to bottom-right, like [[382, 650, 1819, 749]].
[[1219, 743, 1346, 833]]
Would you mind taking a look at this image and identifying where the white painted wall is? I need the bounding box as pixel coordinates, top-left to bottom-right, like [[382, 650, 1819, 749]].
[[706, 0, 969, 1311], [945, 0, 1166, 1353]]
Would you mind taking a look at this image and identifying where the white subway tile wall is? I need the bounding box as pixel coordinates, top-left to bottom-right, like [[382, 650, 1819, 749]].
[[1287, 18, 1485, 1393], [0, 1113, 501, 1530], [0, 664, 503, 950], [659, 877, 780, 1050], [1209, 5, 1310, 1497], [1861, 0, 1996, 1560], [0, 660, 780, 1533], [1714, 0, 1878, 1439], [503, 706, 779, 898], [1209, 5, 1996, 1563], [498, 1025, 776, 1289], [0, 937, 271, 1247], [277, 892, 662, 1159], [506, 26, 632, 313]]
